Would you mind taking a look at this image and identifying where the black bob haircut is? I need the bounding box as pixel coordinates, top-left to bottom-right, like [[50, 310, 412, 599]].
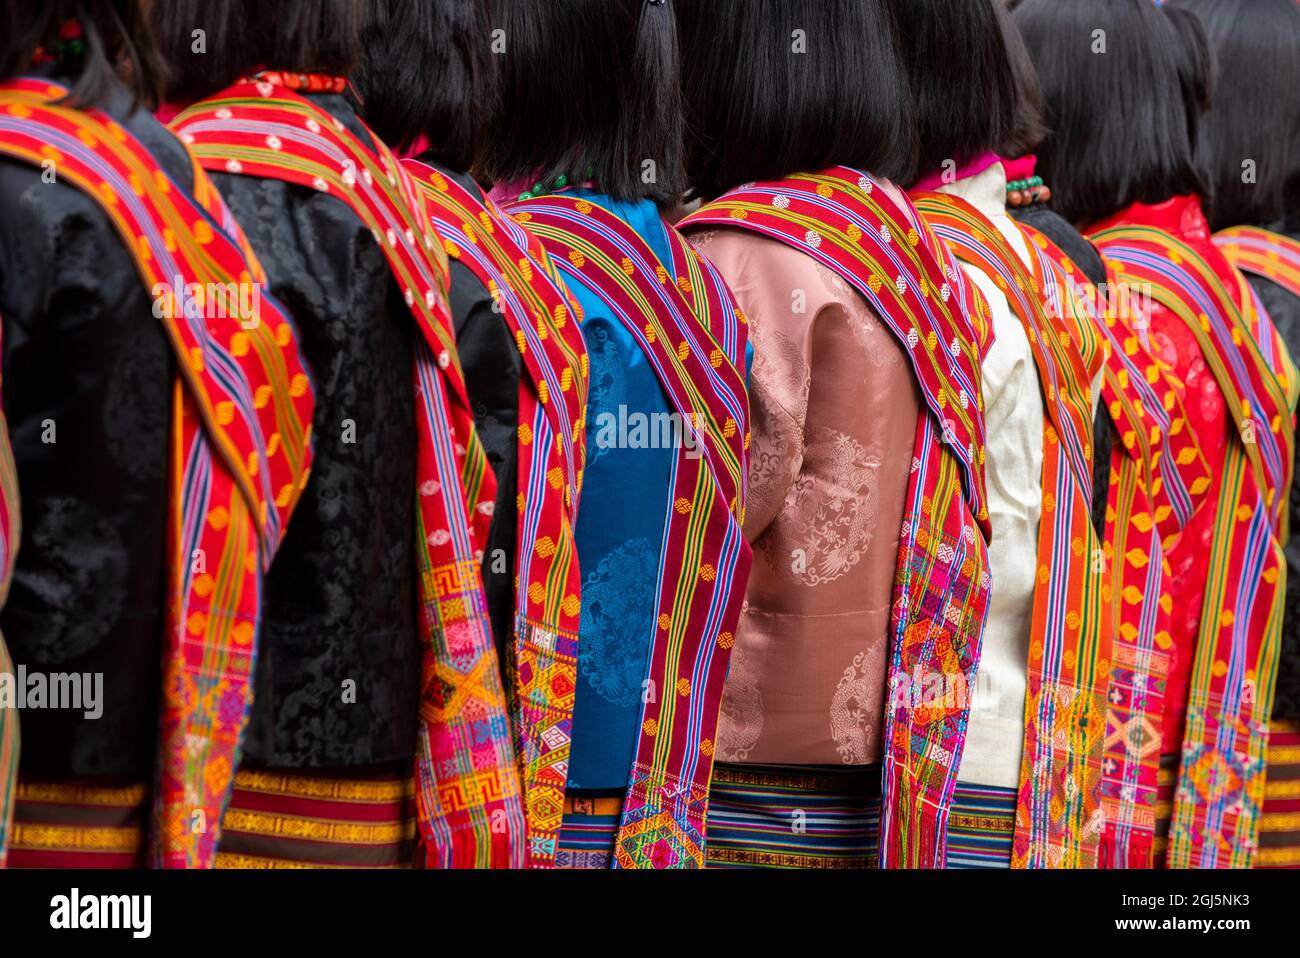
[[1169, 0, 1300, 231], [152, 0, 363, 104], [353, 0, 491, 169], [1010, 0, 1210, 228], [477, 0, 685, 207], [675, 0, 914, 202], [0, 1, 164, 108], [997, 0, 1049, 160], [891, 0, 1019, 185]]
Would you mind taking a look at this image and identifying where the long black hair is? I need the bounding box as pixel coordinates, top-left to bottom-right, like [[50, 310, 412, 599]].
[[0, 1, 164, 107], [676, 0, 914, 201], [997, 0, 1049, 160], [891, 0, 1020, 184], [1169, 0, 1300, 230], [352, 0, 492, 168], [152, 0, 363, 103], [477, 0, 685, 206], [1011, 0, 1209, 227]]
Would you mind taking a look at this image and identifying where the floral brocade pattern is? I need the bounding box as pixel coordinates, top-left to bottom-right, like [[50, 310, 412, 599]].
[[715, 644, 763, 762], [691, 223, 918, 768], [830, 651, 876, 765], [1147, 315, 1228, 755], [584, 324, 627, 468], [577, 537, 659, 709], [761, 426, 880, 588], [0, 75, 185, 780], [211, 94, 424, 770]]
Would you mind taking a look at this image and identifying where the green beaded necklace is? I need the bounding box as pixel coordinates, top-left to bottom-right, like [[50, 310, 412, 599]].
[[1006, 175, 1053, 209], [518, 167, 597, 202]]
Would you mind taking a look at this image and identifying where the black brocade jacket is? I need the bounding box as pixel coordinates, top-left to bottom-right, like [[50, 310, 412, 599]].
[[211, 111, 523, 770], [0, 76, 182, 780], [209, 92, 423, 769], [1011, 205, 1114, 539], [1244, 219, 1300, 722]]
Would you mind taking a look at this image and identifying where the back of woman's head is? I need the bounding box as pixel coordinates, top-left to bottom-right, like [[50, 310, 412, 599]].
[[892, 0, 1020, 183], [1011, 0, 1209, 226], [0, 1, 164, 108], [477, 0, 685, 206], [152, 0, 363, 104], [676, 0, 915, 201], [997, 0, 1049, 160], [1169, 0, 1300, 230], [353, 0, 491, 169]]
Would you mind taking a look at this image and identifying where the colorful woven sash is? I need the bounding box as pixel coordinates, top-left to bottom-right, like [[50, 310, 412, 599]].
[[1091, 223, 1298, 867], [507, 193, 750, 868], [0, 78, 317, 867], [0, 312, 17, 867], [1023, 226, 1210, 867], [683, 168, 993, 868], [172, 79, 527, 868], [402, 159, 589, 867], [914, 192, 1112, 869], [1214, 226, 1300, 302]]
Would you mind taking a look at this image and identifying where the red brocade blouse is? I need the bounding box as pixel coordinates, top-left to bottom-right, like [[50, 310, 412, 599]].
[[1089, 196, 1235, 756]]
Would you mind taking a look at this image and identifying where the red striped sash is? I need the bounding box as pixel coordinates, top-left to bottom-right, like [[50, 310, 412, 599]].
[[1215, 226, 1300, 302], [1091, 223, 1298, 867], [0, 310, 17, 866], [172, 78, 526, 868], [508, 193, 750, 868], [683, 168, 993, 868], [0, 78, 317, 867], [1023, 226, 1211, 867], [914, 192, 1112, 868], [402, 159, 589, 867]]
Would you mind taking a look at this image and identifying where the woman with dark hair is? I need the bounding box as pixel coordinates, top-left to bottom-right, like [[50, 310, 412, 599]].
[[1001, 0, 1209, 872], [353, 0, 590, 868], [1173, 0, 1300, 871], [479, 0, 752, 870], [674, 0, 992, 870], [898, 0, 1112, 870], [1017, 0, 1298, 870], [997, 0, 1117, 534], [154, 0, 526, 868], [0, 2, 315, 867]]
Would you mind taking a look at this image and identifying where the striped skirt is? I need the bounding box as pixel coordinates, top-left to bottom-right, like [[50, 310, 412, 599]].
[[522, 768, 1015, 869], [705, 763, 881, 869], [1152, 752, 1180, 867], [0, 638, 16, 867], [556, 794, 622, 869], [214, 767, 417, 868], [1147, 741, 1300, 869], [6, 780, 147, 868], [5, 766, 416, 868], [1259, 721, 1300, 869], [944, 782, 1017, 869]]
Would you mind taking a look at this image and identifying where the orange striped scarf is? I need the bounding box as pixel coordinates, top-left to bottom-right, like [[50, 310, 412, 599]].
[[1091, 223, 1298, 867], [1215, 227, 1300, 302], [914, 192, 1112, 868], [0, 310, 17, 866], [173, 79, 525, 867], [402, 160, 589, 866], [0, 78, 317, 867], [1022, 226, 1211, 866]]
